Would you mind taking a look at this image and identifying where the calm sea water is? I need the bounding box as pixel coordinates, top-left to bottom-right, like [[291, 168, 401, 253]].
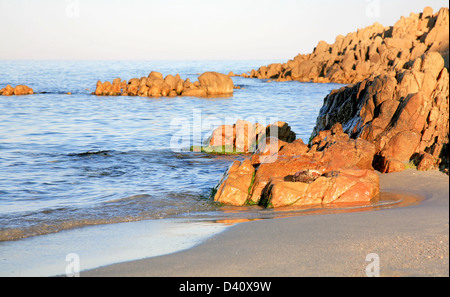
[[0, 60, 344, 242]]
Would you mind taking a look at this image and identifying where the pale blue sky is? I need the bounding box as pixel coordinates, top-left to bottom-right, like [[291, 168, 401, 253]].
[[0, 0, 447, 60]]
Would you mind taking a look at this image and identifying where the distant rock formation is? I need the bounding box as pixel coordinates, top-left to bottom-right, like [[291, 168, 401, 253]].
[[0, 84, 34, 96], [311, 51, 449, 173], [94, 71, 233, 97], [239, 7, 449, 84]]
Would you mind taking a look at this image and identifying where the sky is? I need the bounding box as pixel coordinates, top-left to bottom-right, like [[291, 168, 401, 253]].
[[0, 0, 448, 60]]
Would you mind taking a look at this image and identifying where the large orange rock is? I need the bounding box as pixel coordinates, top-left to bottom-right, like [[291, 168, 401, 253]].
[[259, 169, 379, 207], [198, 72, 234, 96], [13, 85, 34, 95], [203, 121, 295, 154], [1, 84, 33, 96], [213, 123, 380, 208], [213, 159, 255, 206]]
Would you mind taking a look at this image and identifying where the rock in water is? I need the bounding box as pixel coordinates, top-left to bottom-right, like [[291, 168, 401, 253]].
[[198, 72, 234, 96], [93, 71, 234, 98], [0, 84, 33, 96], [201, 120, 295, 154]]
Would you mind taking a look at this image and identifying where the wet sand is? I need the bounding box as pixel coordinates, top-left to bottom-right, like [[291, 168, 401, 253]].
[[83, 169, 449, 277]]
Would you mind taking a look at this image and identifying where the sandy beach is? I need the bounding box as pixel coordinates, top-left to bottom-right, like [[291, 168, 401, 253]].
[[83, 169, 449, 277]]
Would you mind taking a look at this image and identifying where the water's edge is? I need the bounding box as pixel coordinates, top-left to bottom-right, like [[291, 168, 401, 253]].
[[0, 191, 422, 277]]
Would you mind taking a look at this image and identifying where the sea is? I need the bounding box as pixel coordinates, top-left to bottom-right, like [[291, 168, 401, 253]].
[[0, 60, 396, 276]]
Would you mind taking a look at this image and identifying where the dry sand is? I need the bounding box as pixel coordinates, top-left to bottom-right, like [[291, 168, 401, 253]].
[[82, 169, 449, 277]]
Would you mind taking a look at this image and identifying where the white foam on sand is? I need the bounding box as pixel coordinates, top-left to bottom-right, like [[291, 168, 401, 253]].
[[0, 218, 229, 277]]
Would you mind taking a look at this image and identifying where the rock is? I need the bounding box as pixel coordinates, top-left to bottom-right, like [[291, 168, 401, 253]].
[[1, 84, 33, 96], [207, 124, 235, 149], [175, 80, 185, 95], [259, 167, 379, 208], [291, 170, 321, 183], [234, 120, 257, 153], [421, 51, 446, 79], [212, 6, 449, 210], [126, 78, 140, 96], [138, 84, 149, 97], [94, 81, 104, 95], [148, 85, 162, 97], [379, 130, 421, 162], [181, 88, 207, 97], [112, 78, 122, 94], [213, 124, 380, 207], [202, 120, 295, 155], [148, 71, 163, 80], [250, 137, 288, 165], [265, 121, 296, 143], [239, 7, 449, 84], [277, 138, 309, 157], [153, 79, 171, 96], [414, 151, 440, 171], [164, 74, 177, 90], [213, 159, 255, 206], [92, 71, 233, 98], [0, 85, 15, 96], [198, 72, 234, 95], [13, 85, 34, 95], [320, 138, 376, 171], [311, 52, 449, 172], [266, 181, 316, 207], [373, 153, 406, 173]]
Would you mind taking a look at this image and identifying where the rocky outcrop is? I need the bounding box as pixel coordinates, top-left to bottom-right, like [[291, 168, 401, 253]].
[[238, 7, 449, 84], [212, 6, 449, 209], [212, 52, 449, 207], [94, 71, 233, 97], [0, 85, 34, 96], [213, 123, 380, 207], [196, 120, 296, 154], [311, 51, 449, 173]]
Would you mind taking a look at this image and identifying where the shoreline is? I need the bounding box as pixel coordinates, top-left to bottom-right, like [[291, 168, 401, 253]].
[[83, 169, 449, 277]]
